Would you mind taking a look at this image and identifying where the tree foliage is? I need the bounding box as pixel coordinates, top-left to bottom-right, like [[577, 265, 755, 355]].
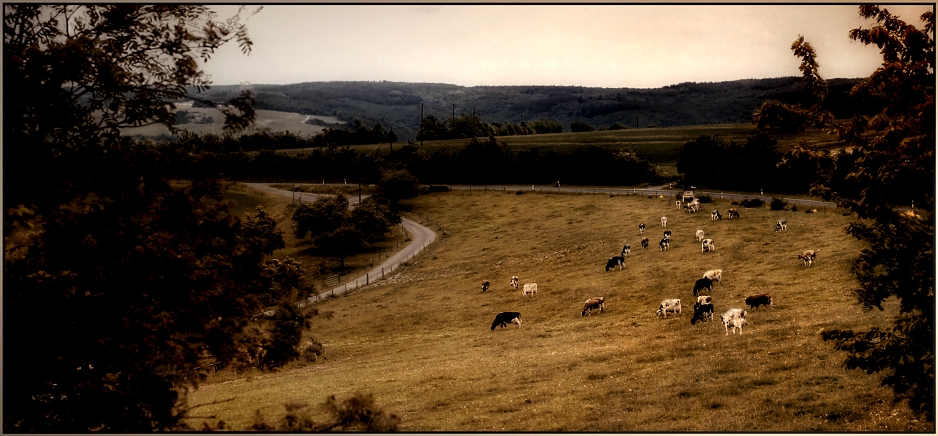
[[1, 5, 320, 432], [756, 5, 935, 421], [292, 195, 398, 267]]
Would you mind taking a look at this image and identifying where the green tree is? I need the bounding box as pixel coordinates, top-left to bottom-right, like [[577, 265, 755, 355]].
[[241, 206, 286, 255], [377, 169, 420, 207], [292, 194, 349, 239], [570, 121, 595, 132], [0, 5, 315, 432], [758, 5, 934, 421]]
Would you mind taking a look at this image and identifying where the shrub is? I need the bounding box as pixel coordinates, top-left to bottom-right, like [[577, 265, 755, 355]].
[[420, 185, 450, 194], [302, 338, 326, 362], [741, 198, 765, 208], [770, 197, 788, 210], [696, 195, 713, 203], [516, 190, 524, 195]]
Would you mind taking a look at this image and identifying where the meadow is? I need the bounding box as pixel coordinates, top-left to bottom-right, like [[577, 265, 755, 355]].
[[189, 187, 927, 432]]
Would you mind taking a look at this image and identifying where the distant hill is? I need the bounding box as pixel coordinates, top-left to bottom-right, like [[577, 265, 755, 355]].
[[184, 77, 871, 141]]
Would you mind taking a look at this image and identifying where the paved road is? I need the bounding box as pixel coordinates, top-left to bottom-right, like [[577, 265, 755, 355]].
[[444, 184, 839, 210], [245, 183, 436, 313]]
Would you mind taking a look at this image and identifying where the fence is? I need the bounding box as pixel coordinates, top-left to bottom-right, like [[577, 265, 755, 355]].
[[303, 218, 436, 304]]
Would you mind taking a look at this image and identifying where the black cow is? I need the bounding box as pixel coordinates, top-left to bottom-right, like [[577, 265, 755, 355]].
[[692, 277, 713, 296], [491, 312, 522, 330], [605, 256, 625, 271], [691, 302, 714, 325]]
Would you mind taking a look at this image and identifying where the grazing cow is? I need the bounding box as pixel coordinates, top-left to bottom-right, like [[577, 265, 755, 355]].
[[711, 210, 722, 221], [659, 238, 670, 251], [775, 219, 787, 232], [481, 280, 490, 293], [581, 297, 605, 316], [621, 243, 631, 257], [605, 256, 625, 271], [797, 249, 819, 266], [509, 276, 519, 290], [661, 216, 668, 227], [720, 308, 749, 335], [745, 294, 773, 310], [491, 312, 522, 330], [701, 238, 715, 253], [684, 200, 700, 213], [655, 299, 682, 318], [641, 237, 649, 249], [695, 229, 705, 242], [639, 223, 645, 235], [727, 208, 740, 219], [691, 302, 714, 325], [663, 230, 672, 240], [676, 200, 682, 210], [697, 295, 713, 305], [522, 283, 538, 297], [702, 269, 723, 284], [692, 277, 713, 296]]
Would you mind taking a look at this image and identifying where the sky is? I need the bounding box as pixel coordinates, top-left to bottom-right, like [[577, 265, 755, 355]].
[[200, 4, 934, 89]]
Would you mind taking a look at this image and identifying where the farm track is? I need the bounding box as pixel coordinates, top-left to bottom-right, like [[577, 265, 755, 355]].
[[244, 183, 437, 307]]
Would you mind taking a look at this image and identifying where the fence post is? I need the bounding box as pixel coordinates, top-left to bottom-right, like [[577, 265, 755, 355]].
[[382, 267, 384, 278], [367, 274, 369, 285]]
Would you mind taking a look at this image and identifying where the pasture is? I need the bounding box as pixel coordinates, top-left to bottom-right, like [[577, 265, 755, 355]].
[[188, 188, 926, 431]]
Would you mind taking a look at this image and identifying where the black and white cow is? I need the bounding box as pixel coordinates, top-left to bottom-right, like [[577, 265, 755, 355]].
[[510, 276, 519, 290], [481, 280, 490, 293], [692, 277, 713, 296], [775, 219, 787, 232], [659, 238, 670, 251], [621, 243, 631, 257], [491, 312, 522, 330], [655, 299, 682, 318], [711, 210, 722, 221], [582, 297, 605, 316], [663, 230, 672, 241], [605, 256, 625, 271], [691, 301, 714, 325], [727, 208, 740, 219], [639, 223, 646, 235], [701, 238, 715, 253]]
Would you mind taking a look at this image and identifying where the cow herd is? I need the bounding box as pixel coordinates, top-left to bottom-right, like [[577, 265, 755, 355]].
[[488, 198, 820, 337]]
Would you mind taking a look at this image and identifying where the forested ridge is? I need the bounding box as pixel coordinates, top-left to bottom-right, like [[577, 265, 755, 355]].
[[190, 77, 872, 141]]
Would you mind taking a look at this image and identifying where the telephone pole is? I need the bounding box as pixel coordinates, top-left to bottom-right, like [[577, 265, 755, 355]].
[[420, 103, 424, 146]]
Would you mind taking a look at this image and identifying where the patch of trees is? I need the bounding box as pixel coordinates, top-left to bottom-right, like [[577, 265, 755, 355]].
[[292, 194, 400, 267], [417, 113, 564, 140]]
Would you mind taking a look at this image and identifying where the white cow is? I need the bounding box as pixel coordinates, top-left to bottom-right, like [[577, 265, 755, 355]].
[[695, 229, 705, 242], [798, 249, 819, 266], [720, 308, 749, 335], [522, 283, 538, 297], [702, 269, 723, 283], [661, 216, 667, 227], [655, 299, 682, 318]]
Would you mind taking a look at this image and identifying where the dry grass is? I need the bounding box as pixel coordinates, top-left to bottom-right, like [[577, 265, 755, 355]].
[[189, 189, 928, 432]]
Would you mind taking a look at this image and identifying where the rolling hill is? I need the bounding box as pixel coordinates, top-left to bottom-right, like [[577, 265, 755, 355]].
[[172, 77, 870, 141]]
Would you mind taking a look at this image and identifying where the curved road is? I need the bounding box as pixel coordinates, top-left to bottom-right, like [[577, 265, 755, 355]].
[[245, 183, 436, 312]]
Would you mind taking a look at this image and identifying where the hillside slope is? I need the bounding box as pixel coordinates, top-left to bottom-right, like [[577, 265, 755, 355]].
[[185, 77, 869, 141]]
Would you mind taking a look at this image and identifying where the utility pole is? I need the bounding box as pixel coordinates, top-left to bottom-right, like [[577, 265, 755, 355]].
[[420, 103, 424, 146]]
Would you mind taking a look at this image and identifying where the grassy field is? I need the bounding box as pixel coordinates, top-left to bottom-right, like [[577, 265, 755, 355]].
[[119, 108, 337, 138], [189, 187, 927, 432]]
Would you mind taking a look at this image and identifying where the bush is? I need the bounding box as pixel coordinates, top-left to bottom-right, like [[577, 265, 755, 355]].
[[420, 185, 450, 194], [515, 190, 524, 195], [741, 198, 765, 208], [302, 338, 326, 362], [696, 195, 713, 203], [770, 197, 787, 210]]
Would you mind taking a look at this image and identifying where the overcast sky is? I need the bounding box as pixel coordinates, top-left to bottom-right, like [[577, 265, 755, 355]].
[[200, 4, 933, 89]]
